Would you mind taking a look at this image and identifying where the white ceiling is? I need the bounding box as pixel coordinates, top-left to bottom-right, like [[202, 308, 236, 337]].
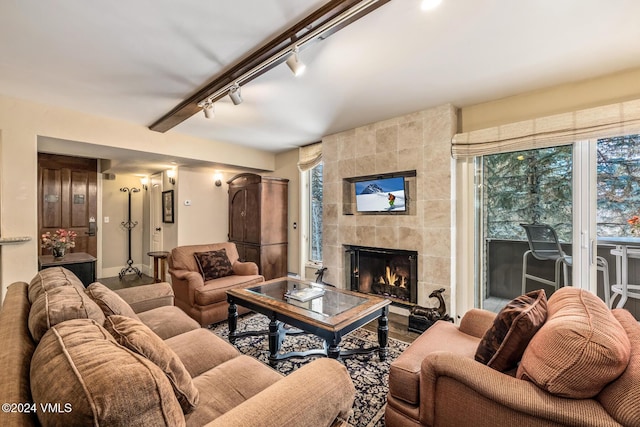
[[3, 0, 640, 173]]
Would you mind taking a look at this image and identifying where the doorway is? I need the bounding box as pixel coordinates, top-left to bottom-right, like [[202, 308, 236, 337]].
[[38, 153, 98, 257], [474, 136, 640, 318], [149, 172, 164, 254]]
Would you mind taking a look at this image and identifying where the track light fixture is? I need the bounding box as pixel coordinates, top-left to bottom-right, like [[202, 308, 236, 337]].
[[203, 101, 214, 119], [286, 46, 306, 77], [229, 84, 243, 105], [190, 0, 384, 119]]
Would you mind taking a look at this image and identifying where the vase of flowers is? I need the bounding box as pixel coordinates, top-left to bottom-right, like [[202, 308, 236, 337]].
[[41, 229, 77, 259]]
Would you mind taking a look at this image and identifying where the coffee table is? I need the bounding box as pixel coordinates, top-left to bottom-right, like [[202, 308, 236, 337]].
[[226, 277, 391, 365]]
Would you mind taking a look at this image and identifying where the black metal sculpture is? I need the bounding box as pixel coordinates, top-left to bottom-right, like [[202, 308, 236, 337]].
[[314, 267, 332, 286], [119, 187, 142, 279], [408, 288, 453, 333]]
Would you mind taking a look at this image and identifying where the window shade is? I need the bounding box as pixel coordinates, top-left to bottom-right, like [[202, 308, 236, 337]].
[[297, 142, 322, 172], [451, 99, 640, 159]]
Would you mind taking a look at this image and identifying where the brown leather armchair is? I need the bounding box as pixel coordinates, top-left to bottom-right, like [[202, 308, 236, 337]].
[[167, 242, 264, 326]]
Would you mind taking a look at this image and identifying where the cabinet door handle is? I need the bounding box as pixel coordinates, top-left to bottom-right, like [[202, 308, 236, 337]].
[[241, 211, 246, 217]]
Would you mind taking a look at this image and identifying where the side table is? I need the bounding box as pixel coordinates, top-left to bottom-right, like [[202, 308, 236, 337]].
[[148, 251, 170, 283], [39, 252, 97, 287]]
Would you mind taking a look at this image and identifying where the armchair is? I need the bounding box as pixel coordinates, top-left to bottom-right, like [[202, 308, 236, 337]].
[[386, 287, 640, 427], [168, 242, 264, 326]]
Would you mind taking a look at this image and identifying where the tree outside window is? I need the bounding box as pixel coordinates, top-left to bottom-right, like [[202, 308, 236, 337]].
[[597, 134, 640, 236], [309, 163, 323, 262], [483, 146, 573, 242], [483, 134, 640, 241]]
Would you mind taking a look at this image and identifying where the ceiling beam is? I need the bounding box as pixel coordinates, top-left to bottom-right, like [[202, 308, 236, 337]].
[[149, 0, 391, 133]]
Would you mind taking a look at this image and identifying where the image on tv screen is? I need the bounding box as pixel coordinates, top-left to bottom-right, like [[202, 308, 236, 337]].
[[355, 176, 406, 212]]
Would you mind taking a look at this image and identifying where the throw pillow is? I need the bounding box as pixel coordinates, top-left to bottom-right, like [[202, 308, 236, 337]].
[[28, 266, 86, 304], [516, 287, 630, 398], [194, 249, 234, 281], [85, 282, 140, 320], [28, 285, 106, 342], [105, 315, 199, 413], [31, 319, 184, 426], [475, 289, 547, 372]]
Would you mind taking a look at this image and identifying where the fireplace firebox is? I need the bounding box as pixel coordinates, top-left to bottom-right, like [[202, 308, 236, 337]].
[[345, 245, 417, 304]]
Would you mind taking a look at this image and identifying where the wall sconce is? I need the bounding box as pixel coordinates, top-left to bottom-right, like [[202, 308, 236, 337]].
[[167, 169, 176, 185], [213, 172, 223, 187], [140, 177, 148, 191]]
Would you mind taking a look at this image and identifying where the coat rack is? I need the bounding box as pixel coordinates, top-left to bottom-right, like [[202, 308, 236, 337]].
[[119, 187, 142, 279]]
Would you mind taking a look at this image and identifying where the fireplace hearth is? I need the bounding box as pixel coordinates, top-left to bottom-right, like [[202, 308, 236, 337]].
[[345, 245, 418, 305]]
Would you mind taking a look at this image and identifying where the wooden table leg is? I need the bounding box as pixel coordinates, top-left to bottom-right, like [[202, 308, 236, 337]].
[[160, 258, 166, 282], [153, 257, 160, 282]]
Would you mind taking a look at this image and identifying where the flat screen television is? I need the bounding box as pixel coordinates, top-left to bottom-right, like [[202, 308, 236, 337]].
[[354, 176, 406, 212]]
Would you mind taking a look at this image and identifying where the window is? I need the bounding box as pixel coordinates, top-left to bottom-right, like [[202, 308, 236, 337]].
[[597, 134, 640, 236], [480, 145, 573, 304], [477, 135, 640, 310], [309, 163, 323, 263], [483, 146, 573, 242]]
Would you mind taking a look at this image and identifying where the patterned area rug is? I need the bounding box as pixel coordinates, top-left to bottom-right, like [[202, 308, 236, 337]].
[[209, 313, 409, 427]]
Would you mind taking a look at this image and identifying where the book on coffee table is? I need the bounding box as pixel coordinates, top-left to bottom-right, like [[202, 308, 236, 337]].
[[285, 286, 325, 302]]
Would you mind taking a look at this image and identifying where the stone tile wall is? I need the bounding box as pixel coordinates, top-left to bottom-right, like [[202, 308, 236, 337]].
[[321, 104, 456, 308]]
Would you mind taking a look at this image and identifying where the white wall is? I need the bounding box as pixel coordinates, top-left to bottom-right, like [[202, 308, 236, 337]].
[[0, 94, 276, 300], [269, 149, 301, 275], [101, 174, 145, 278], [176, 167, 230, 246]]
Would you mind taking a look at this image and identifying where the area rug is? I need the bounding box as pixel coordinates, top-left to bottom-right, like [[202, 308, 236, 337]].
[[209, 313, 409, 427]]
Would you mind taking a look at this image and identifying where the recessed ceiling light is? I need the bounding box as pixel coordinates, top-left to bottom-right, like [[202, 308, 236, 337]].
[[421, 0, 442, 11]]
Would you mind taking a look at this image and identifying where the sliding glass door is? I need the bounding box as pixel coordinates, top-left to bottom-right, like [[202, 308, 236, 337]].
[[475, 134, 640, 316], [477, 146, 573, 311]]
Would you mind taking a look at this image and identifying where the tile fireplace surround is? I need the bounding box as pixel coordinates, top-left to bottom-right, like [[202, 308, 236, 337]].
[[321, 103, 456, 310]]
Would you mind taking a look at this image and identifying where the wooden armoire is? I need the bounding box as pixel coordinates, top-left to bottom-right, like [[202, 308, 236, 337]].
[[228, 173, 288, 280]]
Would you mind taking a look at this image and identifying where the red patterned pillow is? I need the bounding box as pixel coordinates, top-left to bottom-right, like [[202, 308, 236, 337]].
[[475, 289, 547, 372], [193, 249, 233, 281]]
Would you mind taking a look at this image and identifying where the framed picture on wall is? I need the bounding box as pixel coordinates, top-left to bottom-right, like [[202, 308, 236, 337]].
[[162, 190, 174, 223]]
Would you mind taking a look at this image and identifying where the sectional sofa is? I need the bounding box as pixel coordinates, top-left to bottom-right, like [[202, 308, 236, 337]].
[[0, 267, 355, 426]]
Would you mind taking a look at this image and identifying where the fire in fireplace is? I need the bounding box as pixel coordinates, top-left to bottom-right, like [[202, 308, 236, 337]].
[[345, 245, 418, 304]]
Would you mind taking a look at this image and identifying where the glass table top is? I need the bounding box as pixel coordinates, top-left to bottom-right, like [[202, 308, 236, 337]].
[[246, 280, 368, 317]]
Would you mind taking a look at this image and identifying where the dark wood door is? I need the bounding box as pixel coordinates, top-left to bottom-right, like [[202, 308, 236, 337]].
[[229, 187, 246, 242], [38, 153, 98, 257], [244, 183, 260, 244], [229, 184, 260, 243]]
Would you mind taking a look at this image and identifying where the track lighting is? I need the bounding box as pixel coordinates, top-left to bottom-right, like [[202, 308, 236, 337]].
[[286, 46, 306, 77], [156, 0, 385, 132], [191, 0, 382, 119], [229, 84, 243, 105], [203, 102, 214, 119]]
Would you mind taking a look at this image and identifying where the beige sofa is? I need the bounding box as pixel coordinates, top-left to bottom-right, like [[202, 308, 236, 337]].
[[0, 267, 355, 427], [386, 287, 640, 427], [168, 242, 264, 326]]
